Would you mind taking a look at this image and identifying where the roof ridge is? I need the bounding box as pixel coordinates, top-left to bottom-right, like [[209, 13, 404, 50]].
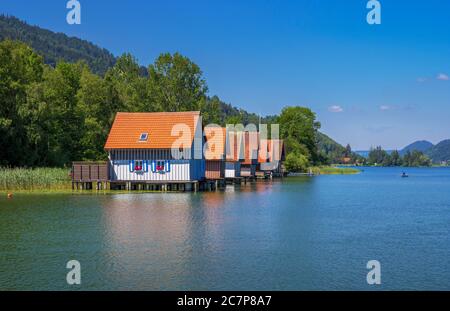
[[116, 111, 200, 115]]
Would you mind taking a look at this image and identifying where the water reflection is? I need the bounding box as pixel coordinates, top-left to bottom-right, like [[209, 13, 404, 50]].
[[97, 179, 317, 290], [4, 168, 450, 290]]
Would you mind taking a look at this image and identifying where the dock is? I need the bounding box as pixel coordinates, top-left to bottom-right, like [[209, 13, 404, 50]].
[[72, 162, 229, 192]]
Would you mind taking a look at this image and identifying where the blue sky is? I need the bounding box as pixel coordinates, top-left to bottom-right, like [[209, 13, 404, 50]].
[[1, 0, 449, 150]]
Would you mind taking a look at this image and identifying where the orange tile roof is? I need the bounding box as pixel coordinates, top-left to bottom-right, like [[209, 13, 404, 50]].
[[225, 129, 243, 162], [104, 111, 201, 150], [259, 139, 285, 163], [204, 126, 226, 160], [258, 139, 270, 163], [242, 132, 259, 165]]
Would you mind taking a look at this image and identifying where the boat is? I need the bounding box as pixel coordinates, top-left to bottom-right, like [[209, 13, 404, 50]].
[[401, 172, 409, 178]]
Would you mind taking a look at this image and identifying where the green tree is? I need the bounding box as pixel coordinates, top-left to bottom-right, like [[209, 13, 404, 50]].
[[344, 144, 352, 157], [42, 61, 85, 166], [390, 150, 401, 166], [0, 40, 44, 166], [199, 95, 221, 125], [284, 153, 309, 172], [381, 154, 393, 166], [225, 114, 244, 125], [402, 150, 431, 167], [148, 52, 208, 112], [105, 53, 149, 112], [77, 67, 121, 160], [278, 106, 321, 164], [20, 74, 52, 165], [368, 146, 389, 166]]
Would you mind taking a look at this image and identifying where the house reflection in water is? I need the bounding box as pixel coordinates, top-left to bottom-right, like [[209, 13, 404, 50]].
[[98, 193, 238, 289]]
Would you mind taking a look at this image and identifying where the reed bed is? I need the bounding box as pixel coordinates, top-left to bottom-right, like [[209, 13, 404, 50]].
[[310, 166, 360, 175], [0, 167, 72, 191]]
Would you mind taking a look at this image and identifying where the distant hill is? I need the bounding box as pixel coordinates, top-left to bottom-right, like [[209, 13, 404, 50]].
[[316, 132, 363, 163], [400, 140, 434, 156], [426, 140, 450, 163], [317, 132, 345, 155], [0, 15, 116, 75], [398, 139, 450, 163]]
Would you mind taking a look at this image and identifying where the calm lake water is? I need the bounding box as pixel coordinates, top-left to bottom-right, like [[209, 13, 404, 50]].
[[1, 167, 450, 290]]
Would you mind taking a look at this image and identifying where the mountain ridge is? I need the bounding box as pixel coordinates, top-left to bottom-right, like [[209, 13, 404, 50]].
[[400, 140, 434, 156], [354, 138, 450, 164], [426, 140, 450, 163], [0, 14, 116, 75]]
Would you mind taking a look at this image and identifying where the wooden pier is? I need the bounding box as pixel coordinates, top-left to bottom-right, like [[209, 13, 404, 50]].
[[71, 162, 229, 192], [72, 162, 109, 191], [71, 161, 280, 193]]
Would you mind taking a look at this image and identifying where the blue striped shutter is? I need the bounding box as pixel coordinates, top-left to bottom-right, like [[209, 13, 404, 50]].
[[129, 160, 134, 172], [151, 160, 156, 173], [143, 160, 148, 172], [165, 160, 171, 173]]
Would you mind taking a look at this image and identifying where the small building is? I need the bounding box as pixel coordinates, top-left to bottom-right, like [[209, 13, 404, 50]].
[[224, 129, 242, 179], [204, 126, 226, 180], [71, 161, 108, 190], [104, 111, 205, 189], [259, 139, 286, 176], [341, 157, 352, 164], [239, 131, 259, 178]]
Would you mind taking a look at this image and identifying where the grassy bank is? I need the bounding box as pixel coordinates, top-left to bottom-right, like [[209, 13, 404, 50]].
[[310, 166, 360, 175], [0, 167, 71, 191]]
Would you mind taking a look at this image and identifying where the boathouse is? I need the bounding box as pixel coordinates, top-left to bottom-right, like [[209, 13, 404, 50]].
[[104, 111, 205, 190], [204, 125, 226, 180], [224, 129, 242, 179], [259, 139, 286, 176], [239, 131, 259, 178]]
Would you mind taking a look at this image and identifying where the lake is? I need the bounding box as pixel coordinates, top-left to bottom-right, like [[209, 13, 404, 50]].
[[1, 167, 450, 290]]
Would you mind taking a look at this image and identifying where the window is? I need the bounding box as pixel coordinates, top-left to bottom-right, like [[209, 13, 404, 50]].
[[139, 133, 148, 142], [156, 160, 165, 172], [135, 160, 143, 171]]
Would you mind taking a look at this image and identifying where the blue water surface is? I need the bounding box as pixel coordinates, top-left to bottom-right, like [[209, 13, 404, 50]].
[[1, 167, 450, 290]]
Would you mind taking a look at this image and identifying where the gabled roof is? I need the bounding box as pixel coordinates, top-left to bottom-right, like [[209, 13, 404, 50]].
[[259, 139, 285, 163], [225, 129, 243, 162], [242, 132, 259, 165], [204, 126, 227, 160], [104, 111, 201, 150]]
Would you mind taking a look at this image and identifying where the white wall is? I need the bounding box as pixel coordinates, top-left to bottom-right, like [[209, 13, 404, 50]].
[[225, 162, 241, 178], [107, 118, 207, 182], [108, 149, 201, 181]]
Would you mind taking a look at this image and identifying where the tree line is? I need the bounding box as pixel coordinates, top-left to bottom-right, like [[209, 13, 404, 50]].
[[1, 40, 333, 170], [367, 146, 432, 167]]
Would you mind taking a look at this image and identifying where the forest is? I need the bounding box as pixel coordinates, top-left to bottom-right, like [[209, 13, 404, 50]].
[[0, 15, 116, 75], [0, 39, 350, 171]]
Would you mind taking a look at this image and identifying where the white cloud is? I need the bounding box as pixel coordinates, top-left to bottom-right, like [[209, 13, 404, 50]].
[[437, 73, 449, 81], [328, 105, 343, 113], [380, 105, 391, 111], [416, 77, 427, 83]]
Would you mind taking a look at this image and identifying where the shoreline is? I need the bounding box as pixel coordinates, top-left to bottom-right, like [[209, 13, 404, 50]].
[[5, 166, 450, 194]]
